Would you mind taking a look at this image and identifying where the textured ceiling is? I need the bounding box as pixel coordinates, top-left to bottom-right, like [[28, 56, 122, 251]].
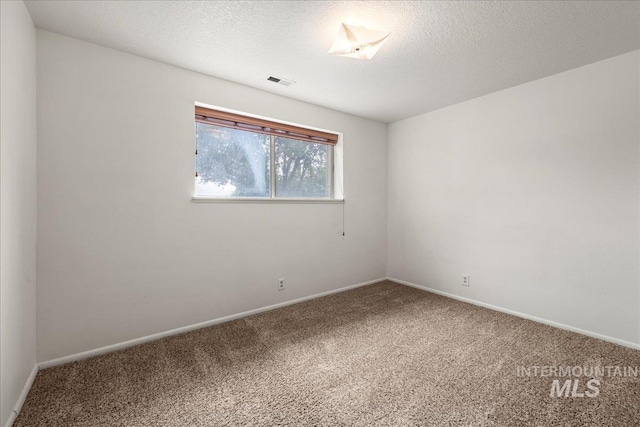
[[25, 1, 640, 123]]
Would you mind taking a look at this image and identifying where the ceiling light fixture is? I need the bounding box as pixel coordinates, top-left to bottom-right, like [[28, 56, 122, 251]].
[[328, 23, 390, 60]]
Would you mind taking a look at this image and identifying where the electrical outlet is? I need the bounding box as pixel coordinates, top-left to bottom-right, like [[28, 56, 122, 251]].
[[278, 278, 285, 291], [462, 275, 470, 287]]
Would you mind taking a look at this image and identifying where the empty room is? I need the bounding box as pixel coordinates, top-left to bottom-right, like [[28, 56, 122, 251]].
[[1, 0, 639, 425]]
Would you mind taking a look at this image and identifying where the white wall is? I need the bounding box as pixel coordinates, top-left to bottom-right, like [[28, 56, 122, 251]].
[[388, 50, 640, 346], [0, 1, 38, 425], [36, 31, 388, 362]]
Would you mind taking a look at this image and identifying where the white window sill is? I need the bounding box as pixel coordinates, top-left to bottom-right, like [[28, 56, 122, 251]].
[[192, 196, 344, 204]]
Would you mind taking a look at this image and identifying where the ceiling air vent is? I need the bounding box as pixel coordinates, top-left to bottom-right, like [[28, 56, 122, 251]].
[[267, 76, 296, 87]]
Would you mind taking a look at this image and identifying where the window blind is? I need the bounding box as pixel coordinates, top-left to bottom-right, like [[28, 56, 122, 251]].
[[195, 106, 338, 146]]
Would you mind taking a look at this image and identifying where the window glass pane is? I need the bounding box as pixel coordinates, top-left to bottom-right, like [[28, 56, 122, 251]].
[[275, 137, 330, 198], [195, 123, 270, 197]]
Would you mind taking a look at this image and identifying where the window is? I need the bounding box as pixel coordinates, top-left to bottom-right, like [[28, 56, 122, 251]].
[[195, 106, 338, 199]]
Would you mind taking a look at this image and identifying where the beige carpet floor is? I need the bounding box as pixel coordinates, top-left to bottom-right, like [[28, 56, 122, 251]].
[[15, 280, 640, 426]]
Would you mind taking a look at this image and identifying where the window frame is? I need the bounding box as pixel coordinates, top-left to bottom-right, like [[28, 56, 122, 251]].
[[193, 105, 342, 203]]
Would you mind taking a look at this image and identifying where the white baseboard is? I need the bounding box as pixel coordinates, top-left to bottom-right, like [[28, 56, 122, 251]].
[[4, 364, 38, 427], [388, 277, 640, 351], [39, 277, 387, 369]]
